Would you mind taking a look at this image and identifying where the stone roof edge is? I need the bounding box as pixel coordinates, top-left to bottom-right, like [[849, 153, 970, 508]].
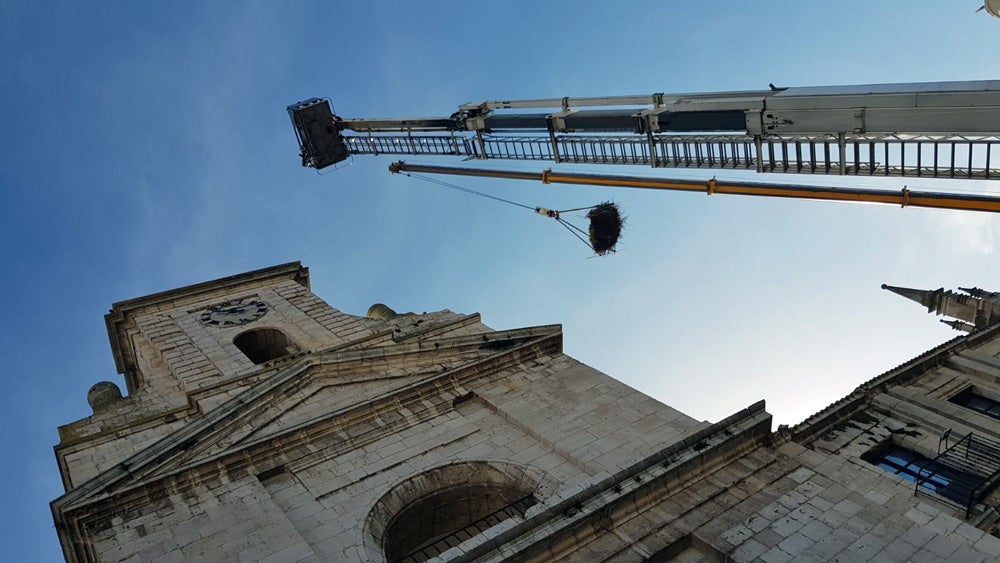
[[788, 322, 1000, 443]]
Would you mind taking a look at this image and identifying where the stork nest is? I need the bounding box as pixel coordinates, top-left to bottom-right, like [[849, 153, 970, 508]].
[[587, 202, 624, 256]]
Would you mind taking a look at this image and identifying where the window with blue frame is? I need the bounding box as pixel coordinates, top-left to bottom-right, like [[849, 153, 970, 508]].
[[868, 445, 979, 505], [950, 387, 1000, 420]]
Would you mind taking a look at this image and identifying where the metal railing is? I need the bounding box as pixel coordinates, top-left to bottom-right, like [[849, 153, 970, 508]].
[[396, 494, 538, 563], [343, 132, 1000, 180], [916, 431, 1000, 518]]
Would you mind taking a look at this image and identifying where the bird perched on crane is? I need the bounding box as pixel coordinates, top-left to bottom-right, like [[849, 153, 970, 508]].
[[977, 0, 1000, 18]]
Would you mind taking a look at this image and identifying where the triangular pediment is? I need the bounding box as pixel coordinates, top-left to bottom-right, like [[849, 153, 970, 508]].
[[175, 357, 486, 466], [52, 322, 562, 518]]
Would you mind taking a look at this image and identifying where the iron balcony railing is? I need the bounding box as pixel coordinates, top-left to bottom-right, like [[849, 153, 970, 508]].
[[916, 431, 1000, 518]]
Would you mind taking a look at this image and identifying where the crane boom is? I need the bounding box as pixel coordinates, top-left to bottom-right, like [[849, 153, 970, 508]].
[[289, 80, 1000, 180], [388, 161, 1000, 214]]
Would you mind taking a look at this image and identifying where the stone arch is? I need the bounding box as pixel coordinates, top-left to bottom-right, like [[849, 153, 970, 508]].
[[233, 327, 297, 364], [363, 460, 557, 562]]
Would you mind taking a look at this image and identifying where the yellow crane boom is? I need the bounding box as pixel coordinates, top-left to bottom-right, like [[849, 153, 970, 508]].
[[388, 161, 1000, 214]]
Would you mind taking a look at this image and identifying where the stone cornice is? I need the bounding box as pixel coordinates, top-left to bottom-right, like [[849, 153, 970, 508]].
[[53, 312, 490, 495]]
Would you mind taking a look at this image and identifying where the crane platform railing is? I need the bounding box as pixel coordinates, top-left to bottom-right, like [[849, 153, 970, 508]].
[[343, 132, 1000, 180]]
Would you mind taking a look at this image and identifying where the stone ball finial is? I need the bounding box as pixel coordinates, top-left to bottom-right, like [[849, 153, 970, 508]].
[[367, 303, 398, 320], [87, 381, 123, 413]]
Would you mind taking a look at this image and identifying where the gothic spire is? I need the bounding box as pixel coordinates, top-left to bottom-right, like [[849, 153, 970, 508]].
[[882, 283, 1000, 331], [880, 284, 941, 312]]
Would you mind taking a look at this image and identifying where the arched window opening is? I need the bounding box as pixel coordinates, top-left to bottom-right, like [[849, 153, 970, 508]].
[[234, 328, 296, 364], [384, 483, 536, 563], [364, 461, 557, 563]]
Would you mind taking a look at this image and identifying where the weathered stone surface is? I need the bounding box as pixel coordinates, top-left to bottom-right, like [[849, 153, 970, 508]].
[[50, 266, 1000, 562]]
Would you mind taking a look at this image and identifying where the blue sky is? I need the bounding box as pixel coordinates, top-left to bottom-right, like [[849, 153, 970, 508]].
[[3, 1, 1000, 559]]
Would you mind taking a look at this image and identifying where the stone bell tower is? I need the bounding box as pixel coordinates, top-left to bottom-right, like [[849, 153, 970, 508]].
[[53, 262, 389, 491], [50, 262, 713, 561]]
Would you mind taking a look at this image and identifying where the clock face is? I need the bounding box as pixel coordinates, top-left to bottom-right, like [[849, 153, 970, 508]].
[[200, 298, 268, 327]]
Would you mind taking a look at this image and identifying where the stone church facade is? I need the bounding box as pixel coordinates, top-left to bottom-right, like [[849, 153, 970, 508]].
[[51, 263, 1000, 561]]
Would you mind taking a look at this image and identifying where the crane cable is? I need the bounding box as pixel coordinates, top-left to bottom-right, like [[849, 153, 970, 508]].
[[404, 172, 536, 211], [400, 172, 609, 252]]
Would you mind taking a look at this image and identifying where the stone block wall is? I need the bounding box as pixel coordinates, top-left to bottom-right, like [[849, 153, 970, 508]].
[[70, 341, 711, 562]]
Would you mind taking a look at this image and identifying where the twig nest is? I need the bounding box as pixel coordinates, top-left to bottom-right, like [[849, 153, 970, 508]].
[[587, 202, 624, 256]]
